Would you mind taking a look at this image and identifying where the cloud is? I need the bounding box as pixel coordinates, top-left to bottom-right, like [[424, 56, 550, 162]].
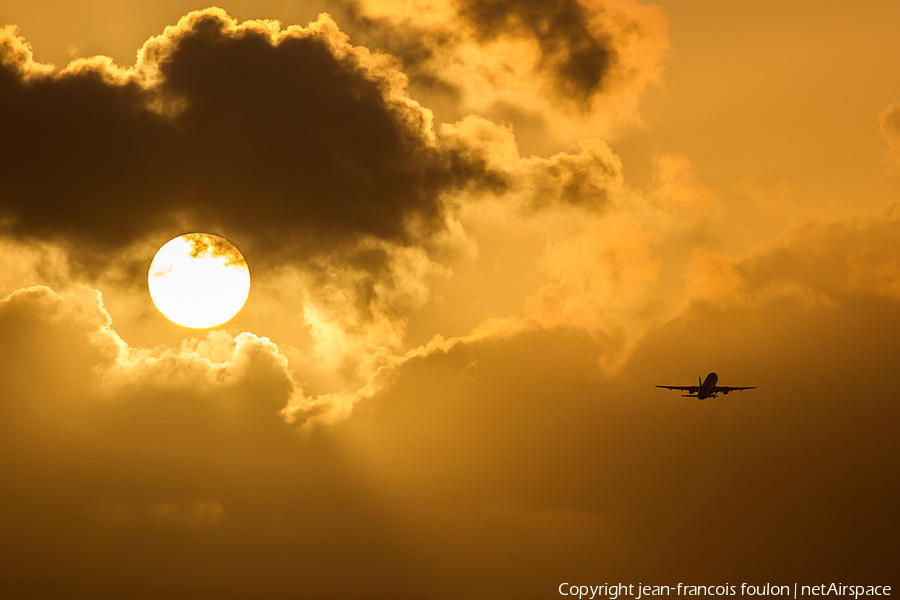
[[879, 102, 900, 150], [879, 101, 900, 174], [339, 307, 896, 588], [442, 116, 624, 210], [460, 150, 725, 364], [0, 24, 55, 78], [255, 120, 635, 388], [0, 284, 320, 446], [729, 202, 900, 303], [524, 212, 659, 331], [0, 9, 502, 266], [2, 188, 899, 599], [0, 7, 670, 418], [0, 284, 443, 597], [337, 0, 668, 149], [333, 204, 900, 587]]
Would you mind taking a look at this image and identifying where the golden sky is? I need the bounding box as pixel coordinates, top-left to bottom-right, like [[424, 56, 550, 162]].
[[1, 1, 898, 597]]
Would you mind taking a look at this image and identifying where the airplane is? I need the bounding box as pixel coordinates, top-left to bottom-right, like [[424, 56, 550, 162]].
[[656, 372, 755, 399]]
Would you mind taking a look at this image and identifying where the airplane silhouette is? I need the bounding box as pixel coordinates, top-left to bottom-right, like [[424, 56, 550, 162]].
[[657, 372, 755, 399]]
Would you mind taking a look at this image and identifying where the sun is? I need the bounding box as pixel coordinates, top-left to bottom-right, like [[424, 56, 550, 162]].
[[148, 233, 251, 328]]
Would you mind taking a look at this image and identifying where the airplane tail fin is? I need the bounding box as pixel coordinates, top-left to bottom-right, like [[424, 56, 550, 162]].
[[699, 375, 701, 387]]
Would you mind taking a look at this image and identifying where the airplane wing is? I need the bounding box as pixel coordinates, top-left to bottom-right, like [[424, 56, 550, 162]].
[[656, 385, 698, 393], [714, 386, 755, 392]]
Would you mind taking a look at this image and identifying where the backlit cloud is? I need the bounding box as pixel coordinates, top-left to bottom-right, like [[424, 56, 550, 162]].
[[0, 9, 501, 264], [337, 0, 668, 150], [879, 101, 900, 175]]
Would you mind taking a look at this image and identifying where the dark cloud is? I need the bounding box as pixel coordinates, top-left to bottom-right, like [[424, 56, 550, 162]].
[[456, 0, 614, 101], [333, 0, 667, 126], [337, 0, 616, 103], [335, 1, 465, 101], [524, 138, 621, 210], [183, 233, 247, 267], [0, 47, 174, 251], [0, 10, 504, 269]]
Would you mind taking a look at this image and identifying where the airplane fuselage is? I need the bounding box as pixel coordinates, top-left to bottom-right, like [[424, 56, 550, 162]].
[[697, 372, 718, 399]]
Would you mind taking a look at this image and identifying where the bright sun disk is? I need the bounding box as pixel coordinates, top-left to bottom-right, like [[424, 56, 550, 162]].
[[148, 233, 251, 328]]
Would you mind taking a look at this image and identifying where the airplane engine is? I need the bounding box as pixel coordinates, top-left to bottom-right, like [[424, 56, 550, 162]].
[[722, 389, 730, 395]]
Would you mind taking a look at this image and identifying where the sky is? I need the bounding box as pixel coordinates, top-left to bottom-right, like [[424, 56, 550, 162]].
[[0, 1, 898, 598]]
